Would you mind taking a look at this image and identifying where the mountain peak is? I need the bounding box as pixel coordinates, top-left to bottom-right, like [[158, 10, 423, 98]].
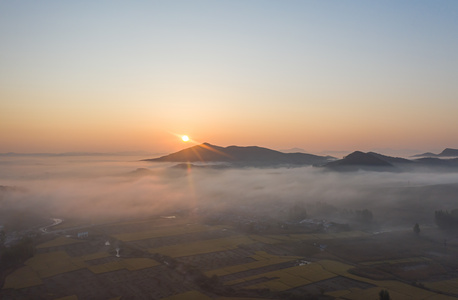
[[412, 148, 458, 157], [439, 148, 458, 157], [325, 151, 393, 171], [142, 143, 333, 166]]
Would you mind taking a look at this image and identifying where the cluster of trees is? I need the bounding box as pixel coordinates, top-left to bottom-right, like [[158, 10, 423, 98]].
[[379, 289, 391, 300], [288, 202, 307, 221], [0, 236, 35, 270], [435, 209, 458, 230], [342, 208, 373, 224]]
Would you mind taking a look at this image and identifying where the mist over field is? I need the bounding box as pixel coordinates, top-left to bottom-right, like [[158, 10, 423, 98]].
[[2, 155, 458, 230]]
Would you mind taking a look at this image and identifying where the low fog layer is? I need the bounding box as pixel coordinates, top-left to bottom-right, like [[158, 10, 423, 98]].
[[1, 156, 458, 230]]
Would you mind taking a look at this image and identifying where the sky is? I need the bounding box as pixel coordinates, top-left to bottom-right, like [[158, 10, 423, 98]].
[[1, 1, 457, 154]]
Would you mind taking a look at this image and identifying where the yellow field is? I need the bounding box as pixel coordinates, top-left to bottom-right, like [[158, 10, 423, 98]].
[[162, 290, 212, 300], [3, 265, 43, 289], [217, 298, 271, 300], [424, 294, 458, 300], [79, 251, 110, 261], [149, 235, 253, 257], [205, 251, 301, 277], [54, 295, 78, 300], [113, 223, 224, 242], [361, 256, 430, 266], [325, 289, 351, 298], [219, 258, 445, 298], [315, 260, 443, 300], [3, 250, 161, 289], [22, 251, 86, 279], [284, 262, 336, 282], [424, 278, 458, 295], [225, 262, 336, 291], [36, 236, 83, 249]]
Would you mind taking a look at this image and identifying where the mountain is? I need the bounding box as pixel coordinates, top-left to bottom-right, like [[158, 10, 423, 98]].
[[325, 151, 394, 171], [325, 150, 458, 172], [367, 152, 413, 165], [411, 152, 437, 158], [324, 151, 398, 172], [412, 148, 458, 158], [439, 148, 458, 157], [142, 143, 334, 167], [280, 147, 308, 153]]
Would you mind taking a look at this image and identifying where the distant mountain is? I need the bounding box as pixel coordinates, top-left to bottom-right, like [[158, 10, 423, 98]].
[[142, 143, 334, 167], [439, 148, 458, 157], [280, 147, 308, 153], [367, 152, 413, 165], [324, 150, 458, 172], [411, 152, 437, 158], [324, 151, 394, 171], [412, 148, 458, 158]]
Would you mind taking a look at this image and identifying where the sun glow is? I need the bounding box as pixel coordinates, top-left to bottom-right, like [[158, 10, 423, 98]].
[[181, 135, 190, 142]]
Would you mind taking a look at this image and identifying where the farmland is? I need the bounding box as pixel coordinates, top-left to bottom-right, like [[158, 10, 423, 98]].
[[1, 215, 458, 299]]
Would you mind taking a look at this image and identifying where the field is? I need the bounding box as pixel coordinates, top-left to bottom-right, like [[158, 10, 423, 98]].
[[2, 216, 458, 299], [204, 251, 301, 277], [148, 236, 254, 257], [114, 223, 224, 242]]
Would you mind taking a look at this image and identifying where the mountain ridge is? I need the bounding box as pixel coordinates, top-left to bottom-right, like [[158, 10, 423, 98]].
[[142, 143, 335, 166], [412, 148, 458, 158]]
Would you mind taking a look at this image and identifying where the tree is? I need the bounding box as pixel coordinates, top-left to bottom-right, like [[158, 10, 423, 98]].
[[435, 209, 458, 230], [355, 209, 373, 224], [0, 230, 5, 246], [413, 223, 420, 235], [379, 289, 391, 300]]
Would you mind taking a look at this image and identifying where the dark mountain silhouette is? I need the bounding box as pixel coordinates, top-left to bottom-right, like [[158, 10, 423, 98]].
[[142, 143, 334, 167], [440, 148, 458, 157], [325, 151, 394, 171], [412, 148, 458, 158], [412, 152, 436, 158], [325, 150, 458, 172], [280, 147, 308, 153], [368, 152, 413, 165]]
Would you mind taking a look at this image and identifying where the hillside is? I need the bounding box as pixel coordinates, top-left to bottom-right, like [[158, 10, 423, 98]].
[[324, 151, 394, 171], [412, 148, 458, 158], [142, 143, 334, 166]]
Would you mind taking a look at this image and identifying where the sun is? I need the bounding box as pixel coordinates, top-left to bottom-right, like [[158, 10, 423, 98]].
[[181, 135, 190, 142]]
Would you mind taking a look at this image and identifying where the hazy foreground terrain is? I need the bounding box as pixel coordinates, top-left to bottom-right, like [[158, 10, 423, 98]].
[[1, 154, 458, 299]]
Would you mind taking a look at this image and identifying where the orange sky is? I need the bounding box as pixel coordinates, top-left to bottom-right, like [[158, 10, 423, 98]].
[[1, 2, 458, 154]]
